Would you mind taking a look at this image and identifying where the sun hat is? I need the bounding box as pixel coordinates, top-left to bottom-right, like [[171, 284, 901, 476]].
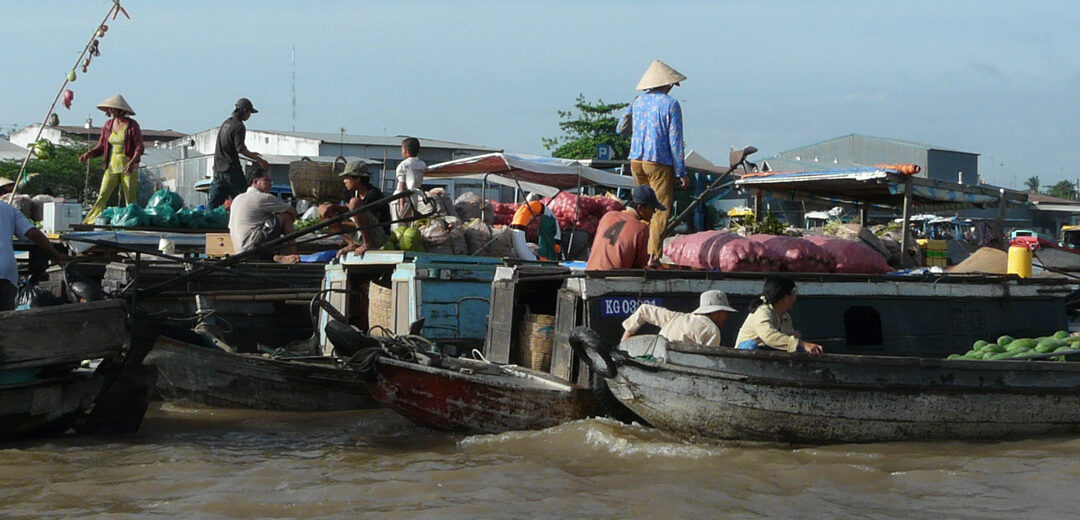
[[693, 290, 737, 315], [235, 97, 258, 114], [339, 159, 371, 178], [97, 94, 135, 116], [636, 60, 687, 91], [631, 185, 667, 211], [0, 177, 14, 189], [526, 192, 543, 202]]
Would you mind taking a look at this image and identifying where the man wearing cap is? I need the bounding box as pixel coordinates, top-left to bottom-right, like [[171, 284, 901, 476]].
[[317, 159, 389, 258], [210, 98, 269, 209], [586, 185, 665, 270], [621, 59, 689, 264], [228, 166, 296, 256], [621, 290, 736, 347]]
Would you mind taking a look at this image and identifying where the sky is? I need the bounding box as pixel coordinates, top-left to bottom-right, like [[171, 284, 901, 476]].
[[1, 1, 1078, 189]]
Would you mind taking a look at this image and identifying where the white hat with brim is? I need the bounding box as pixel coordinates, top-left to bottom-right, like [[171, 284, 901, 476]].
[[0, 177, 14, 189], [693, 289, 737, 315], [97, 94, 135, 116], [636, 60, 687, 91]]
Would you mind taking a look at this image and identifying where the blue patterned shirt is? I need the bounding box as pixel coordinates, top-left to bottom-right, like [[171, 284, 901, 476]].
[[623, 91, 685, 177]]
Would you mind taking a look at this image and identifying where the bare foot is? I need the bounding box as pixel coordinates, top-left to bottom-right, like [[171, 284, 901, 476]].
[[273, 254, 301, 264]]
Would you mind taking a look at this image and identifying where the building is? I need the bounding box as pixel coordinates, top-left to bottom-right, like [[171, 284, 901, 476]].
[[147, 128, 500, 208], [0, 138, 27, 162], [9, 123, 186, 151], [764, 134, 980, 185], [1023, 193, 1080, 235]]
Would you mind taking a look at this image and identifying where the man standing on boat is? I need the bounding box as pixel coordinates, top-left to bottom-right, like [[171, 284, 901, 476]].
[[0, 201, 68, 310], [209, 98, 269, 209], [586, 185, 664, 270], [621, 290, 737, 347], [621, 59, 689, 265]]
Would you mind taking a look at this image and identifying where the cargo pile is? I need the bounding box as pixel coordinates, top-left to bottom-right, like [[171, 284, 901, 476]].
[[489, 193, 623, 240], [948, 331, 1080, 361], [664, 229, 891, 274]]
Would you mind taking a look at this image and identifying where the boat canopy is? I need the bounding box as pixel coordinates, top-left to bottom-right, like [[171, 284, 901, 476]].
[[426, 152, 636, 192], [735, 167, 1027, 210]]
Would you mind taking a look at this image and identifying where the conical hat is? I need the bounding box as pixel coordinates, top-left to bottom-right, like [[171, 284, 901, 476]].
[[0, 177, 13, 189], [636, 60, 687, 91], [97, 94, 135, 116]]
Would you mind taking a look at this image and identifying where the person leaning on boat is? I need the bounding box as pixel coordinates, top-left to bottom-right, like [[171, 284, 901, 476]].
[[585, 185, 665, 270], [228, 166, 296, 259], [735, 276, 824, 354], [509, 193, 560, 261], [0, 200, 68, 310], [621, 290, 737, 347]]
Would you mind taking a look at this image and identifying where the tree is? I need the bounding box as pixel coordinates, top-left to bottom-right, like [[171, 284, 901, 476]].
[[542, 94, 629, 160], [1024, 176, 1040, 193], [0, 144, 104, 201], [1045, 179, 1078, 201]]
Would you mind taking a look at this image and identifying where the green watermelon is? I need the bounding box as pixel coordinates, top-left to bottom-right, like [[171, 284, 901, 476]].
[[997, 335, 1015, 347], [1054, 330, 1070, 340]]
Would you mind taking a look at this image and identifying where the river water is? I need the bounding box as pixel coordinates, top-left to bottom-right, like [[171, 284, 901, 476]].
[[2, 403, 1077, 519]]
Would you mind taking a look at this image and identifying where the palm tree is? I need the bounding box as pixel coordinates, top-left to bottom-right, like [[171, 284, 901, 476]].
[[1024, 176, 1040, 193]]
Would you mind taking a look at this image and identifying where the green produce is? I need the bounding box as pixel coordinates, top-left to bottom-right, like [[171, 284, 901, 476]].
[[947, 354, 964, 360], [400, 227, 423, 252], [67, 69, 76, 82], [1009, 338, 1037, 350], [1055, 346, 1076, 353], [392, 226, 407, 242], [1067, 335, 1080, 343], [1036, 339, 1062, 353], [1054, 330, 1070, 340], [973, 339, 989, 350], [997, 335, 1015, 347]]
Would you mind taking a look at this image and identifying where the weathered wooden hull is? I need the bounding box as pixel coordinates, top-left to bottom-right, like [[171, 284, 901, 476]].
[[146, 336, 379, 411], [368, 356, 600, 434], [607, 345, 1080, 444], [0, 300, 155, 439]]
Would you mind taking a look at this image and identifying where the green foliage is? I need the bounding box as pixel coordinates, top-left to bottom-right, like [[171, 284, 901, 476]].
[[0, 144, 104, 200], [1024, 175, 1040, 193], [541, 94, 630, 160], [1045, 179, 1078, 201]]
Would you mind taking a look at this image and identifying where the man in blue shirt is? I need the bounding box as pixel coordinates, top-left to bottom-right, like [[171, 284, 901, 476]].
[[622, 59, 688, 264]]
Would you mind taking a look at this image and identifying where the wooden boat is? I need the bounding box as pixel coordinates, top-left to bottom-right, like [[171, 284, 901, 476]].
[[572, 330, 1080, 444], [1011, 233, 1080, 272], [0, 300, 157, 439], [146, 332, 378, 412]]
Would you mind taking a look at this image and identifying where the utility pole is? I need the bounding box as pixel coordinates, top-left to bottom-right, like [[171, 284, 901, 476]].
[[291, 45, 296, 132]]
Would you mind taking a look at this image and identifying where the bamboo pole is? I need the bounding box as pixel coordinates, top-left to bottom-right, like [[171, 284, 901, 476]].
[[12, 2, 127, 199]]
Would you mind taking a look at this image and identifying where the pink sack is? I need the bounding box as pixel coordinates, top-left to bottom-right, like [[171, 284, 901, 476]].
[[665, 230, 779, 272], [748, 234, 834, 273], [804, 236, 891, 274]]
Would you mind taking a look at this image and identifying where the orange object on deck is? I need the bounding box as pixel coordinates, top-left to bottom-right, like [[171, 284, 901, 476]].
[[875, 163, 921, 175]]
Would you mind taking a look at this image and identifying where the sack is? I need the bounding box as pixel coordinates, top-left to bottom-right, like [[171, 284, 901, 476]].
[[747, 234, 834, 273], [147, 189, 185, 211], [110, 204, 150, 227], [205, 207, 230, 229], [15, 283, 64, 309], [805, 236, 891, 274], [144, 206, 180, 228], [664, 230, 780, 272], [177, 208, 209, 229], [453, 191, 493, 224]]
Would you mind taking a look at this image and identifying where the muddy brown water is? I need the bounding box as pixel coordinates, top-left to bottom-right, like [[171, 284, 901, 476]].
[[1, 403, 1077, 519]]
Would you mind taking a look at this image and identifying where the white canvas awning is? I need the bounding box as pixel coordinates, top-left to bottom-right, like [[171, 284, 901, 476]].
[[426, 152, 635, 191]]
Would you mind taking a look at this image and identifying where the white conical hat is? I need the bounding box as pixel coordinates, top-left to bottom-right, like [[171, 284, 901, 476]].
[[97, 94, 135, 116], [636, 60, 687, 91]]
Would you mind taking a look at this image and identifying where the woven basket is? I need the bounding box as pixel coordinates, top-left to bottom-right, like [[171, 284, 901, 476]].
[[368, 281, 394, 334], [289, 156, 348, 201], [517, 310, 555, 371]]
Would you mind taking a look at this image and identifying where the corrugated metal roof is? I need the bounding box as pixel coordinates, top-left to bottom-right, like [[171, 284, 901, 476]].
[[0, 138, 27, 161], [259, 130, 500, 151], [782, 134, 977, 156]]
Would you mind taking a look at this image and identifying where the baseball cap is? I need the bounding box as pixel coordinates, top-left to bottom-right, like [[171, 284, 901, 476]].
[[631, 185, 667, 211], [235, 97, 258, 113]]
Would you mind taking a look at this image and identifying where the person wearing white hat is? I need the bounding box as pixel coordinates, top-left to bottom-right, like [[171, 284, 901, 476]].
[[620, 289, 737, 347], [79, 94, 144, 223], [620, 59, 689, 264]]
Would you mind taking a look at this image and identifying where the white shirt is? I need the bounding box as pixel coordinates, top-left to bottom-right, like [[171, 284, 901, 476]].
[[622, 304, 723, 347], [0, 202, 34, 285], [395, 156, 426, 193], [228, 186, 292, 253]]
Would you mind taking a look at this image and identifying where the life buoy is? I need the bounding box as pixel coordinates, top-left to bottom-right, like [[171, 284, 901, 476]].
[[569, 327, 617, 378]]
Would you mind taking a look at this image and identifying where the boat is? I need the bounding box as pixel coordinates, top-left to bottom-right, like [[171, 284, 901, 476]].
[[1012, 230, 1080, 272], [0, 300, 158, 439], [571, 329, 1080, 444], [146, 332, 378, 411]]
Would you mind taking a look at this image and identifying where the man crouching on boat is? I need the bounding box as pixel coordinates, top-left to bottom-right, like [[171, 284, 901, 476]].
[[735, 275, 824, 354], [620, 290, 737, 347]]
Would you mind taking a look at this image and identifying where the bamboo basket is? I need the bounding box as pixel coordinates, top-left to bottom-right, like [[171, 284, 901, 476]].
[[367, 281, 394, 334], [517, 310, 555, 372], [288, 156, 348, 202]]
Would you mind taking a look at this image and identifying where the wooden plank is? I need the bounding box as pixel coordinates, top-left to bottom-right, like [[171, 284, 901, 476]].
[[550, 289, 578, 381], [484, 281, 516, 363], [0, 300, 127, 369]]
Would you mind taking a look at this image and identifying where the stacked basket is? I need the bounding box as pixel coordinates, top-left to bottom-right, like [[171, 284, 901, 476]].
[[367, 281, 394, 334], [288, 156, 348, 202], [516, 309, 555, 371]]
